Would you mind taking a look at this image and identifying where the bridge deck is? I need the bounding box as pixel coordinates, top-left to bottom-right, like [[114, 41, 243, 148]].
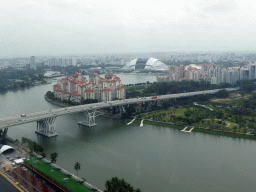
[[0, 87, 239, 129]]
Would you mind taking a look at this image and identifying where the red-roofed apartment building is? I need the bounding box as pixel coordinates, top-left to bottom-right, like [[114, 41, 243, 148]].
[[53, 72, 125, 103]]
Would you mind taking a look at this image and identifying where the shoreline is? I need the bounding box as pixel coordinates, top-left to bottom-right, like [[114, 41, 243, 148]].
[[131, 118, 256, 140], [44, 94, 256, 141], [44, 95, 71, 107]]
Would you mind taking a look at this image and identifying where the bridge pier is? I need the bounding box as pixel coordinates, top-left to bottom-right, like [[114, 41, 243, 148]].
[[77, 111, 97, 127], [119, 105, 126, 116], [35, 117, 58, 137]]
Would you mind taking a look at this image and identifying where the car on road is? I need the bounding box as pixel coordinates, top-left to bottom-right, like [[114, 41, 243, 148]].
[[6, 156, 10, 159], [9, 158, 14, 162], [15, 155, 20, 159], [64, 108, 67, 110], [21, 114, 26, 117]]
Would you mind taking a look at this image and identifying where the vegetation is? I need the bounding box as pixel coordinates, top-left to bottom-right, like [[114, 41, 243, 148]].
[[50, 152, 58, 163], [104, 177, 141, 192], [126, 78, 256, 99], [21, 137, 44, 154], [45, 91, 98, 106], [0, 128, 8, 144], [74, 162, 81, 177], [14, 139, 20, 150], [0, 68, 46, 92], [138, 88, 256, 136], [41, 152, 46, 158], [25, 157, 92, 192]]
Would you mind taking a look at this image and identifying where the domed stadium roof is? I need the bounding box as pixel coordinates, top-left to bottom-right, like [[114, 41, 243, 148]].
[[123, 58, 169, 71], [0, 144, 14, 154]]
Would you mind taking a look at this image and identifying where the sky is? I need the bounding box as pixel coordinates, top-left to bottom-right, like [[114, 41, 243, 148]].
[[1, 0, 256, 57]]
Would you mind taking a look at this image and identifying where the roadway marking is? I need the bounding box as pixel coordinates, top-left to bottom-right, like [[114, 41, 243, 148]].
[[0, 170, 24, 192]]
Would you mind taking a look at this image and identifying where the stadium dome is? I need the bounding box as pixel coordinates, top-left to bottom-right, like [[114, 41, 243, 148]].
[[123, 58, 169, 71], [0, 144, 14, 154]]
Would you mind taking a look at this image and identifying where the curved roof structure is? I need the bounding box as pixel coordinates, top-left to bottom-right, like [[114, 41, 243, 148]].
[[123, 58, 169, 71], [0, 144, 14, 154]]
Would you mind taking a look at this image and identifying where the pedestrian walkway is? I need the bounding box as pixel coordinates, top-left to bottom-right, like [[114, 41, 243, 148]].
[[140, 120, 144, 127], [127, 119, 135, 125]]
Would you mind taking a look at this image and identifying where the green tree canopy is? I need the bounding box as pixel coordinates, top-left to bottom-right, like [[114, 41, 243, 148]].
[[104, 177, 141, 192], [50, 152, 58, 163]]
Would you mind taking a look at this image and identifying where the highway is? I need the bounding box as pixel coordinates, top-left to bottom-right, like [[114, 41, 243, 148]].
[[0, 87, 239, 129]]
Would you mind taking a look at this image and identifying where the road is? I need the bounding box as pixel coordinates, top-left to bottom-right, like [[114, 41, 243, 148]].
[[0, 87, 239, 130], [0, 172, 22, 192]]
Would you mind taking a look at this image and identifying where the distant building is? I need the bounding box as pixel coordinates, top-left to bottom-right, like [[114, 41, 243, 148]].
[[157, 62, 252, 85], [123, 58, 169, 71], [72, 57, 76, 66], [30, 56, 36, 70]]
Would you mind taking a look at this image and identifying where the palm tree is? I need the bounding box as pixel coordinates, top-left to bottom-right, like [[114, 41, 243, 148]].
[[74, 162, 81, 176], [50, 152, 58, 163]]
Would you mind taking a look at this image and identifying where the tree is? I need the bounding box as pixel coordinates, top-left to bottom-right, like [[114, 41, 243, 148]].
[[184, 112, 191, 117], [14, 139, 20, 150], [74, 162, 81, 176], [41, 152, 46, 158], [215, 89, 229, 98], [50, 152, 58, 163], [104, 177, 141, 192]]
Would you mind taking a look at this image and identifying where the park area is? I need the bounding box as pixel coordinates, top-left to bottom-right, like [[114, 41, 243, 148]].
[[139, 90, 256, 137]]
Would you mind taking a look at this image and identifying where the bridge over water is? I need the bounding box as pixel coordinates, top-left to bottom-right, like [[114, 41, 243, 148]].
[[0, 87, 239, 139]]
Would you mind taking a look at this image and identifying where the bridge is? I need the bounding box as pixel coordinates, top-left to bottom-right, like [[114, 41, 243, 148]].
[[0, 87, 239, 138]]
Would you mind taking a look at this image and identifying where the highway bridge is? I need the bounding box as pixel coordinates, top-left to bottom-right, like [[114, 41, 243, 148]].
[[0, 87, 239, 138]]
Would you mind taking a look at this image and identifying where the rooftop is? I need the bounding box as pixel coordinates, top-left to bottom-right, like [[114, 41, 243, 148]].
[[24, 157, 92, 192]]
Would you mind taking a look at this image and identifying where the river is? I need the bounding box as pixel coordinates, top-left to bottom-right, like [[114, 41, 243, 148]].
[[1, 73, 256, 192]]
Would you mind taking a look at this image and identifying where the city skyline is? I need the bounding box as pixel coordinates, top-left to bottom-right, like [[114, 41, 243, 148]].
[[1, 0, 256, 57]]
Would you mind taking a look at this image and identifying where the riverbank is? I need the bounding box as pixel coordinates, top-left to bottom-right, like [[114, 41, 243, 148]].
[[130, 118, 256, 140], [44, 95, 71, 107]]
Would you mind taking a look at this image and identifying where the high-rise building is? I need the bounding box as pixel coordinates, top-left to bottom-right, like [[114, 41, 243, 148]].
[[30, 56, 36, 70], [72, 57, 77, 66], [248, 64, 256, 80]]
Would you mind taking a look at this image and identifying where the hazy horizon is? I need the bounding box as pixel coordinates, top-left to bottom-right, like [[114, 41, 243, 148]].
[[1, 0, 256, 58]]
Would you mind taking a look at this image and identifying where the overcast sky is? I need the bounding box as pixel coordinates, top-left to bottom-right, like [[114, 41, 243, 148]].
[[1, 0, 256, 57]]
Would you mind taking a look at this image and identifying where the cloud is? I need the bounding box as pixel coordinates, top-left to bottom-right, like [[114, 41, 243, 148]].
[[202, 2, 237, 13]]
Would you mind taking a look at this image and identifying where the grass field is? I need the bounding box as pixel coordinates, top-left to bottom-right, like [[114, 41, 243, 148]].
[[173, 108, 186, 116], [25, 157, 92, 192]]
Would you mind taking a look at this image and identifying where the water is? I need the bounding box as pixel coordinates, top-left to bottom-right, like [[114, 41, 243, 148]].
[[1, 73, 256, 191]]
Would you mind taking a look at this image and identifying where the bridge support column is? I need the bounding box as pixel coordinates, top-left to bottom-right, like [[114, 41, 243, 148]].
[[35, 117, 58, 137], [119, 105, 126, 116], [77, 111, 97, 127]]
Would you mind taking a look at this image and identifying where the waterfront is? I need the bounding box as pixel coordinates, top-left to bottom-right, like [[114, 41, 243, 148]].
[[1, 73, 256, 191]]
